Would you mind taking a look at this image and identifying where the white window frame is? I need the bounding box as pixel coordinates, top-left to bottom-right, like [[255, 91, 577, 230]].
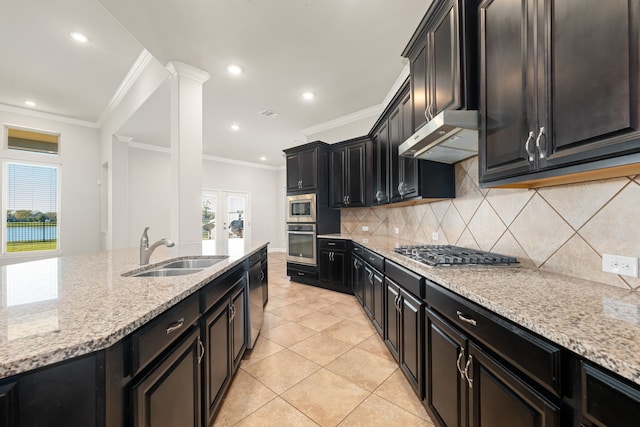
[[1, 124, 62, 259]]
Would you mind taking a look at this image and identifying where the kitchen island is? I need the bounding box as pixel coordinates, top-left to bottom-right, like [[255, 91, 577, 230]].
[[0, 239, 268, 426]]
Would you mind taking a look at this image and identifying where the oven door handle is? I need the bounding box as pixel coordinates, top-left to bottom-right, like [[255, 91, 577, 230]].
[[287, 231, 315, 235]]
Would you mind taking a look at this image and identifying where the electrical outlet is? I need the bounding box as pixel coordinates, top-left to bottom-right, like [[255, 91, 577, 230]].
[[432, 231, 439, 241], [602, 254, 639, 278], [395, 227, 399, 235], [361, 226, 369, 232]]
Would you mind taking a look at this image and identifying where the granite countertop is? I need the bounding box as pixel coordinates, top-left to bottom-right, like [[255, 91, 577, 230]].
[[0, 239, 269, 379], [319, 233, 640, 386]]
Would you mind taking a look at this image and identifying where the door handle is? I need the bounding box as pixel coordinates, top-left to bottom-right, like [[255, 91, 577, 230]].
[[197, 337, 205, 365], [456, 348, 465, 379], [524, 131, 535, 162], [464, 355, 474, 388], [166, 318, 185, 334], [535, 127, 546, 159]]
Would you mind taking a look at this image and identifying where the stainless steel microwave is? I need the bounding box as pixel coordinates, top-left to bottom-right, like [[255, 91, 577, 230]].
[[286, 193, 316, 223]]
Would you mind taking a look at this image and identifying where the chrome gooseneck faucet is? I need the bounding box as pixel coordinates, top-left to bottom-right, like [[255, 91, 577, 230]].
[[140, 227, 175, 265]]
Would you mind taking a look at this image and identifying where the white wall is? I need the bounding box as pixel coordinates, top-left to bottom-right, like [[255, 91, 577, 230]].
[[127, 147, 172, 247], [0, 109, 101, 264]]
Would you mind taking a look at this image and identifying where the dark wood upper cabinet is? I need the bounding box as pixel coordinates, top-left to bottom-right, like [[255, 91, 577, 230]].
[[371, 122, 389, 205], [329, 137, 371, 208], [286, 148, 317, 192], [404, 0, 476, 133], [479, 0, 640, 187]]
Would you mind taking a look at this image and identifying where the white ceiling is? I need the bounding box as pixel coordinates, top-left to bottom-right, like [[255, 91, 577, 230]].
[[1, 0, 432, 167]]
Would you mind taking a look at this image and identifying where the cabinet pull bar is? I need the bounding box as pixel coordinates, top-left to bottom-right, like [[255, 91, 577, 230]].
[[464, 355, 473, 388], [328, 242, 336, 246], [456, 349, 465, 379], [197, 337, 205, 365], [166, 318, 185, 334], [456, 311, 477, 326], [535, 127, 546, 159], [368, 271, 374, 285], [297, 272, 305, 276], [525, 131, 535, 161]]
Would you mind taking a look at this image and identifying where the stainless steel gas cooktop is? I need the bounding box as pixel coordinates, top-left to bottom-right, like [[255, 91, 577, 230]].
[[394, 244, 519, 267]]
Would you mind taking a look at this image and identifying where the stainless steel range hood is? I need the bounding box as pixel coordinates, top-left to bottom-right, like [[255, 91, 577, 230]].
[[398, 110, 478, 164]]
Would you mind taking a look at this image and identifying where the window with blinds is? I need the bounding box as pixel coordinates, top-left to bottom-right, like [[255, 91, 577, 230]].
[[5, 162, 59, 253]]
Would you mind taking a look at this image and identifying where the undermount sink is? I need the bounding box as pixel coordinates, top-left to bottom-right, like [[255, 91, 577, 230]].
[[131, 268, 204, 277], [161, 257, 228, 269], [124, 256, 229, 277]]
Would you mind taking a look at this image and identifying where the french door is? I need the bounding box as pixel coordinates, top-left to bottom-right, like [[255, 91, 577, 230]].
[[202, 190, 250, 251]]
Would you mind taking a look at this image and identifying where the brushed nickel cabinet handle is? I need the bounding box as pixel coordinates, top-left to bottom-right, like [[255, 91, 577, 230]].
[[535, 127, 546, 159], [456, 311, 477, 327], [525, 131, 535, 161], [197, 337, 205, 365], [166, 318, 185, 334], [464, 355, 474, 388], [456, 348, 465, 379]]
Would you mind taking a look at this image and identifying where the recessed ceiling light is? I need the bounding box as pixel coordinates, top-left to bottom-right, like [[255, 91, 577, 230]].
[[70, 32, 89, 43], [230, 124, 240, 131], [226, 64, 243, 75], [24, 100, 36, 107], [260, 156, 267, 161], [302, 92, 315, 101]]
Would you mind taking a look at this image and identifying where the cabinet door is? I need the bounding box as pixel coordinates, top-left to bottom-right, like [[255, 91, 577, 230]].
[[399, 290, 423, 397], [428, 0, 461, 116], [231, 286, 246, 372], [384, 279, 401, 362], [425, 309, 467, 427], [132, 328, 202, 427], [299, 149, 317, 191], [411, 42, 429, 131], [538, 0, 640, 169], [363, 266, 375, 320], [0, 382, 17, 427], [286, 153, 301, 191], [351, 255, 365, 305], [204, 301, 230, 424], [467, 342, 560, 427], [330, 149, 346, 208], [332, 250, 347, 287], [346, 143, 366, 207], [372, 123, 389, 205], [372, 269, 384, 336], [389, 106, 403, 203], [318, 249, 333, 283], [399, 91, 419, 199], [479, 0, 537, 183]]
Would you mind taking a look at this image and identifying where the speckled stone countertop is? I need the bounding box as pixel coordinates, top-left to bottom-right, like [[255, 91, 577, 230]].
[[0, 239, 268, 379], [319, 233, 640, 386]]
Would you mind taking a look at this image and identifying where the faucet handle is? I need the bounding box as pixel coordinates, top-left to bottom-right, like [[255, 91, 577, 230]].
[[141, 227, 150, 246]]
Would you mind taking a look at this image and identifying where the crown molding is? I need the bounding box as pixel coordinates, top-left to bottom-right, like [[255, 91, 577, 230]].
[[97, 49, 155, 127], [127, 141, 171, 153], [0, 103, 99, 128], [301, 104, 384, 136], [203, 154, 284, 171], [381, 63, 410, 110], [166, 62, 211, 84]]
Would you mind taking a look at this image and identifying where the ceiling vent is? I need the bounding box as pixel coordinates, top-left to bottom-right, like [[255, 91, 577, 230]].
[[258, 109, 280, 118]]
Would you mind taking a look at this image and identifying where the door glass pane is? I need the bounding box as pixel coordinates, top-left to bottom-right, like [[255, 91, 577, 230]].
[[202, 193, 216, 241], [227, 195, 244, 240]]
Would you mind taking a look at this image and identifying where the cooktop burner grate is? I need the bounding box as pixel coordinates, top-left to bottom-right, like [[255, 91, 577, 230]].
[[393, 244, 519, 267]]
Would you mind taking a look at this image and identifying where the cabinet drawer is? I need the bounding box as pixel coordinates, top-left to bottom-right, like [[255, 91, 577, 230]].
[[202, 266, 245, 313], [248, 247, 267, 265], [287, 267, 318, 280], [425, 280, 561, 396], [351, 242, 364, 257], [132, 293, 200, 374], [319, 239, 347, 250], [581, 362, 640, 427], [363, 248, 384, 272], [385, 260, 424, 299]]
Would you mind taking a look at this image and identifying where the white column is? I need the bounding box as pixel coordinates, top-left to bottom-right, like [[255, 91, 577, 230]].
[[166, 62, 210, 249]]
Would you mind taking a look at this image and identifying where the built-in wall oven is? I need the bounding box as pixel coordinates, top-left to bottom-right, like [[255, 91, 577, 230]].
[[286, 223, 316, 266], [286, 193, 316, 223]]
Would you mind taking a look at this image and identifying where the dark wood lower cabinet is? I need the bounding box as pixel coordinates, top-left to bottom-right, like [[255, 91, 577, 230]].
[[364, 264, 384, 336], [131, 327, 203, 427], [203, 300, 230, 424], [425, 307, 560, 427], [351, 254, 365, 305], [231, 285, 246, 372]]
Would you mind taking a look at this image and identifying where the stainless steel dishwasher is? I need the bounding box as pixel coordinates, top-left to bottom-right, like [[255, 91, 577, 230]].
[[246, 251, 265, 348]]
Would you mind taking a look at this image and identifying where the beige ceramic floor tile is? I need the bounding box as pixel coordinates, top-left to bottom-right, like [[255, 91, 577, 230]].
[[296, 310, 343, 332], [213, 370, 276, 427], [282, 368, 370, 426], [261, 322, 317, 347], [322, 319, 376, 346], [356, 334, 396, 363], [235, 397, 319, 427], [339, 393, 434, 427], [268, 302, 317, 321], [289, 333, 354, 366], [241, 336, 285, 368], [326, 348, 398, 391], [262, 312, 289, 331], [243, 349, 321, 394], [374, 370, 431, 420]]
